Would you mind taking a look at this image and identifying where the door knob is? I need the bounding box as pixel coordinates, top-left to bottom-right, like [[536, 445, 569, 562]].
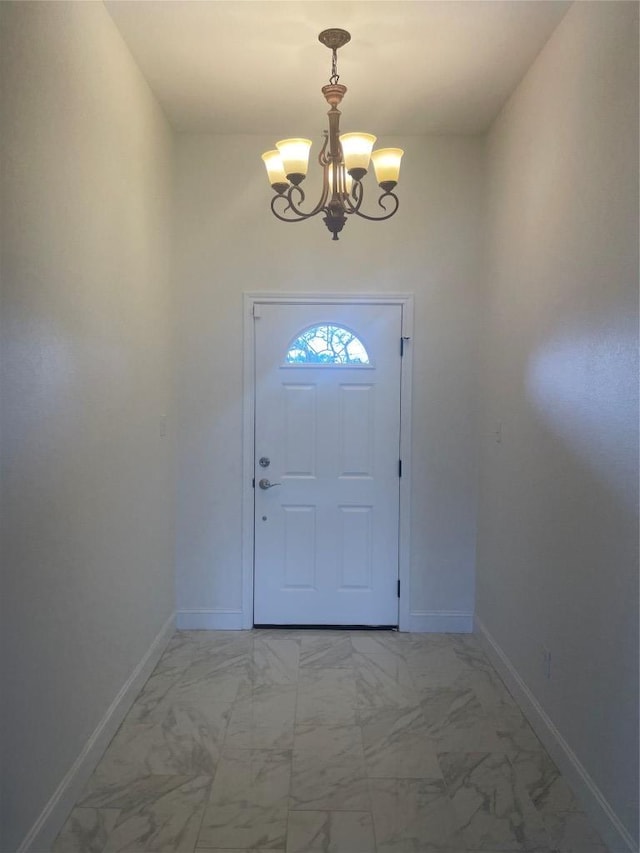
[[258, 478, 281, 490]]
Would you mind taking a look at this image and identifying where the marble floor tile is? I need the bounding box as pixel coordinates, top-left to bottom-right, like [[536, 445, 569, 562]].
[[90, 713, 222, 782], [153, 634, 207, 675], [249, 636, 300, 687], [54, 630, 609, 853], [451, 671, 544, 757], [72, 776, 211, 853], [173, 660, 248, 697], [421, 685, 503, 753], [53, 807, 120, 853], [358, 704, 443, 780], [79, 774, 208, 814], [175, 657, 250, 693], [128, 669, 185, 724], [351, 631, 408, 657], [407, 644, 468, 690], [299, 633, 354, 668], [353, 650, 419, 709], [225, 683, 297, 749], [150, 680, 237, 731], [290, 723, 369, 811], [496, 718, 545, 757], [439, 752, 548, 851], [401, 632, 465, 651], [210, 748, 291, 808], [296, 667, 357, 726], [458, 847, 552, 852], [456, 666, 521, 716], [511, 751, 578, 815], [197, 803, 287, 849], [369, 777, 460, 852], [542, 810, 609, 852], [286, 810, 375, 852], [157, 632, 251, 679], [100, 775, 211, 853], [83, 724, 161, 788], [253, 628, 304, 640], [449, 636, 495, 671]]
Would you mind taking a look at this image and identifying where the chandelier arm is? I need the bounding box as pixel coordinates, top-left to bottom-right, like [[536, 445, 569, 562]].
[[270, 195, 314, 222], [351, 190, 400, 222], [333, 159, 354, 209], [340, 189, 359, 215], [288, 178, 330, 218], [291, 150, 332, 217], [318, 132, 330, 166], [270, 182, 330, 222], [340, 178, 364, 214]]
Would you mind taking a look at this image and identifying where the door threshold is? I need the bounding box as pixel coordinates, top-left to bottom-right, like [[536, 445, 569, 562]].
[[253, 624, 398, 631]]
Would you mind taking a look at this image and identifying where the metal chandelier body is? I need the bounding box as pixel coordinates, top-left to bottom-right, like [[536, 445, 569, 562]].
[[261, 29, 404, 241]]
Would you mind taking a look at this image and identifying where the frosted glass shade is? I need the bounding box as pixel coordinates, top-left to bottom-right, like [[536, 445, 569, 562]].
[[339, 133, 376, 177], [328, 162, 353, 194], [371, 148, 404, 188], [276, 138, 312, 181], [261, 150, 288, 188]]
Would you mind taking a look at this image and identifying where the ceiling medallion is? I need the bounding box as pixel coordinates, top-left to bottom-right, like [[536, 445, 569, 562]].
[[261, 29, 403, 241]]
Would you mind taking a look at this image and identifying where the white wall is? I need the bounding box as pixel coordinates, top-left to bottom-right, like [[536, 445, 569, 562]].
[[173, 133, 483, 630], [476, 2, 638, 850], [0, 3, 175, 850]]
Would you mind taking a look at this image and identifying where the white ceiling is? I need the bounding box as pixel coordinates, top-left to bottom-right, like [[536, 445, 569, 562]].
[[105, 0, 570, 136]]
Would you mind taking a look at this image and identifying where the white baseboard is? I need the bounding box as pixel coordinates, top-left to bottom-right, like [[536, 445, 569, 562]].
[[475, 616, 638, 853], [403, 610, 473, 633], [17, 612, 176, 853], [176, 608, 245, 630]]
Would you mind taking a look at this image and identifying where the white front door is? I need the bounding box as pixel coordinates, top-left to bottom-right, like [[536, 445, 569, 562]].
[[253, 302, 402, 626]]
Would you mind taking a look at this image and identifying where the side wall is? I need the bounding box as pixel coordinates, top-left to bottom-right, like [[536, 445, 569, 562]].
[[173, 133, 483, 631], [476, 3, 639, 850], [0, 4, 175, 850]]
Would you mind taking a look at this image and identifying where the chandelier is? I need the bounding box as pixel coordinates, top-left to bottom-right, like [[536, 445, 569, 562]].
[[261, 29, 404, 241]]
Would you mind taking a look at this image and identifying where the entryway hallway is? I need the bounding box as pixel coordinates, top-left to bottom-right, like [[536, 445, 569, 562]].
[[53, 630, 609, 852]]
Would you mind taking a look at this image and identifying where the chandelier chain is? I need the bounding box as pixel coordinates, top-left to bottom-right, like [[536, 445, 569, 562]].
[[329, 48, 340, 85]]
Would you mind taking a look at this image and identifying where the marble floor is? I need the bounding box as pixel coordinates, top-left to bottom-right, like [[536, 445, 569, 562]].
[[53, 629, 610, 853]]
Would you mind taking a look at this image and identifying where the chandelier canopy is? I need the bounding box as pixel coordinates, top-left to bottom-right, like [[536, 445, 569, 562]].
[[261, 29, 404, 241]]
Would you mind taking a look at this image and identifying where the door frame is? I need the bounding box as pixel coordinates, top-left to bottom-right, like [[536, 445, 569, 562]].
[[242, 292, 414, 630]]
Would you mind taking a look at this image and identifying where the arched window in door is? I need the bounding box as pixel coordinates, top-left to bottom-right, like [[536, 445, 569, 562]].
[[284, 324, 370, 365]]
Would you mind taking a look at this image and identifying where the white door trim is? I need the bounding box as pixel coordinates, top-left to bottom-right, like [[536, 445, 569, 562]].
[[242, 292, 413, 630]]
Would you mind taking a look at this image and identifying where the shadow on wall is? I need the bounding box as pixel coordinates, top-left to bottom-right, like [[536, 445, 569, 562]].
[[527, 325, 638, 514]]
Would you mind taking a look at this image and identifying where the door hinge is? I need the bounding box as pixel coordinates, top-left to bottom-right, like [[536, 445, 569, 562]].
[[398, 459, 402, 478], [252, 477, 255, 488], [397, 579, 401, 598], [400, 335, 410, 356]]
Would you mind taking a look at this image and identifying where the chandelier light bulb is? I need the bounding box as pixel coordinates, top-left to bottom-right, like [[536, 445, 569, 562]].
[[339, 133, 377, 180], [371, 148, 404, 191], [261, 150, 289, 193], [328, 162, 353, 195], [275, 138, 313, 185]]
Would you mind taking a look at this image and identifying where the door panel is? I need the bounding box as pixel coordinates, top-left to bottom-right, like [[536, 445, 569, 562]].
[[253, 303, 402, 625], [283, 384, 316, 476]]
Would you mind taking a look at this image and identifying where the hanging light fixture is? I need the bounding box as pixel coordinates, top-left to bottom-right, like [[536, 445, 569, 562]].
[[261, 28, 404, 241]]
